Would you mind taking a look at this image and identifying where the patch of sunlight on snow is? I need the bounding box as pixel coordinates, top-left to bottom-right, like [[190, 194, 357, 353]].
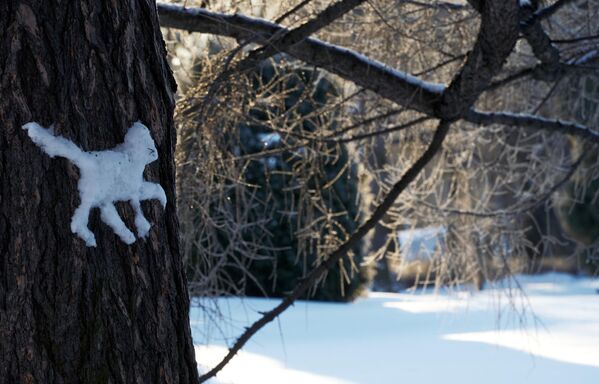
[[382, 299, 471, 313], [444, 325, 599, 368], [195, 345, 354, 384], [523, 282, 567, 294], [376, 291, 485, 313]]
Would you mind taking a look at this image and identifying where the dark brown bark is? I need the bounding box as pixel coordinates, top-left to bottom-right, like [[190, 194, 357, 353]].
[[435, 0, 519, 120], [0, 1, 198, 383]]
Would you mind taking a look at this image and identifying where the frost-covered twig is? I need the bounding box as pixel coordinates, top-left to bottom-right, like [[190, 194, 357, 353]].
[[466, 110, 599, 144]]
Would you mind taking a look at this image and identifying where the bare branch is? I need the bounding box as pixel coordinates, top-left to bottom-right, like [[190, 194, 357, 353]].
[[402, 0, 468, 11], [324, 116, 431, 144], [157, 3, 444, 115], [420, 150, 587, 218], [240, 0, 366, 69], [519, 1, 561, 79], [536, 0, 576, 21], [553, 33, 599, 44], [274, 0, 313, 23], [436, 0, 519, 119], [468, 0, 564, 80], [466, 110, 599, 144], [195, 1, 528, 379], [157, 3, 599, 146]]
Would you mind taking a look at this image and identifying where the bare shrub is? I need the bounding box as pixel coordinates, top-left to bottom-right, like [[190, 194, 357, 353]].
[[175, 54, 371, 300]]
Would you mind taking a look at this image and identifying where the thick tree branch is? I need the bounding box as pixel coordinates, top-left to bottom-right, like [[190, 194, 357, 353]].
[[157, 4, 599, 149], [469, 1, 562, 79], [203, 0, 366, 119], [436, 0, 519, 119], [519, 1, 562, 80], [157, 3, 444, 116]]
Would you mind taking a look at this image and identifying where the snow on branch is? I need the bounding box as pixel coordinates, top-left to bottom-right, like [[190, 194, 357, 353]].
[[404, 0, 468, 10], [156, 3, 599, 144], [466, 110, 599, 144], [157, 3, 445, 116], [23, 122, 166, 247]]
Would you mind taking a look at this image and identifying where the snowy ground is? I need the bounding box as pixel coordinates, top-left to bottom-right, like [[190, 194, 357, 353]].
[[190, 273, 599, 384]]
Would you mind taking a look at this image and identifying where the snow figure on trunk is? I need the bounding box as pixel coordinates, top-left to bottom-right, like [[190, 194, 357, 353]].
[[23, 121, 167, 247]]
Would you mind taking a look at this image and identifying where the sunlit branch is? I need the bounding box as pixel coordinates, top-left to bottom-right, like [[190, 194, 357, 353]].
[[466, 110, 599, 144], [419, 150, 586, 218], [157, 3, 599, 148], [239, 0, 366, 71], [157, 3, 444, 116]]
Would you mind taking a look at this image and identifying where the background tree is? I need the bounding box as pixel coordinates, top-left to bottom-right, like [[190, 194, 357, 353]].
[[177, 57, 370, 301], [0, 1, 198, 382]]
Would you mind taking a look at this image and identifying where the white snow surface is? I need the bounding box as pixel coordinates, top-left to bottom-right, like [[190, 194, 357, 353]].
[[191, 273, 599, 384], [23, 121, 166, 247]]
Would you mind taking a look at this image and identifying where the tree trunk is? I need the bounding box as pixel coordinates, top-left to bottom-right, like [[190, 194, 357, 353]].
[[0, 1, 199, 383]]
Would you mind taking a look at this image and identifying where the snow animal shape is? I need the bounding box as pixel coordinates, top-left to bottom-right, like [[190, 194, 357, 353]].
[[22, 121, 167, 247]]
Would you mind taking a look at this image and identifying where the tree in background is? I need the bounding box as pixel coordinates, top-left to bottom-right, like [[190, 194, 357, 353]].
[[177, 57, 369, 301], [555, 72, 599, 250]]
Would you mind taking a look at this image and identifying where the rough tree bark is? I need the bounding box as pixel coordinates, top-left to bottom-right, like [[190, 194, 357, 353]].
[[0, 1, 199, 383]]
